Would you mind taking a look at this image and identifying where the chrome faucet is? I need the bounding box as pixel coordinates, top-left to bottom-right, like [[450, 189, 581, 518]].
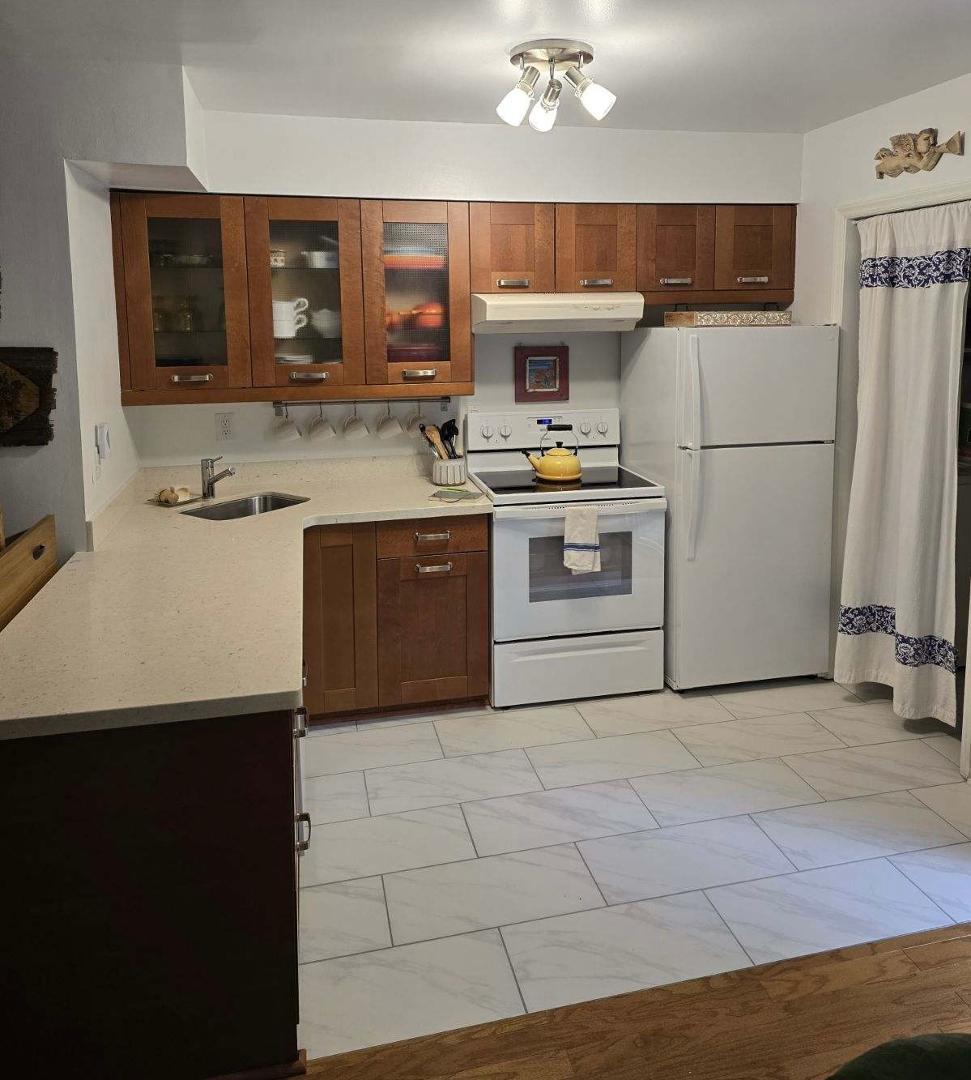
[[200, 456, 236, 499]]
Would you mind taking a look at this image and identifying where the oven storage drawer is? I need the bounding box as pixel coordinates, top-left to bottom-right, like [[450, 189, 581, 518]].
[[493, 629, 664, 708]]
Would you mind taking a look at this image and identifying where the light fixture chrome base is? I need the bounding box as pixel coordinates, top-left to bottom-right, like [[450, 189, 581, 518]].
[[509, 38, 594, 71]]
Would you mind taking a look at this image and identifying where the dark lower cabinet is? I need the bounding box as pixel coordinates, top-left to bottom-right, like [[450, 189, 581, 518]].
[[0, 711, 301, 1080], [303, 516, 491, 720]]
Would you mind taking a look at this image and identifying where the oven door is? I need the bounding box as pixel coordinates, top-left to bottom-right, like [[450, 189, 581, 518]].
[[492, 499, 666, 642]]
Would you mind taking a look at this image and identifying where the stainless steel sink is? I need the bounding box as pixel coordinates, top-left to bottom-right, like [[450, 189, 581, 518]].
[[182, 492, 309, 521]]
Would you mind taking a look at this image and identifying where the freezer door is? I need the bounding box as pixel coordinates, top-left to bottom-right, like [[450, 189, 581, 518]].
[[676, 326, 838, 448], [668, 443, 834, 689]]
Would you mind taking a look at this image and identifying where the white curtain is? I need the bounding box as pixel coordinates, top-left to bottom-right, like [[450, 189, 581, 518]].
[[834, 201, 971, 726]]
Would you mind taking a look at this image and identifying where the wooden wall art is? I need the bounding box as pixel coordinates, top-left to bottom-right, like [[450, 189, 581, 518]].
[[514, 344, 569, 403], [874, 128, 964, 179], [0, 348, 57, 446]]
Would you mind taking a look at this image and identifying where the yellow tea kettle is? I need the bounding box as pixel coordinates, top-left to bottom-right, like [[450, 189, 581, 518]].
[[522, 424, 582, 483]]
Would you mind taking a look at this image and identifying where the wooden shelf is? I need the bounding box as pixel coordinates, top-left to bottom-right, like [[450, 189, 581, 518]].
[[121, 381, 475, 406]]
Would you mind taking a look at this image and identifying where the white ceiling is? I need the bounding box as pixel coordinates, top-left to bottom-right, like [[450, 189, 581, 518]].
[[4, 0, 971, 133]]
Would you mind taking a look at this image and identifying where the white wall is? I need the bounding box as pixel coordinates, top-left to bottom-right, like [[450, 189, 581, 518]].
[[126, 331, 619, 465], [65, 164, 140, 519], [203, 111, 804, 203], [0, 58, 196, 556]]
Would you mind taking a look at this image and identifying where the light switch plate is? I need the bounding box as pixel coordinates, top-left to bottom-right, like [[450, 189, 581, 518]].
[[95, 423, 111, 461]]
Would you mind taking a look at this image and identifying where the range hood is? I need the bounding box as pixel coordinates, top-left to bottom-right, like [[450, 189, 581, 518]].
[[471, 292, 644, 334]]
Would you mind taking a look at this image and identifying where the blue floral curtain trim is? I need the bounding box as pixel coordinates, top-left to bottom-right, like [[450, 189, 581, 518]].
[[838, 604, 956, 673], [860, 247, 971, 289]]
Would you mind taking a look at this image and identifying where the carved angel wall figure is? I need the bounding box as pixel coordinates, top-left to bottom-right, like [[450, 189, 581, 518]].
[[875, 128, 964, 178]]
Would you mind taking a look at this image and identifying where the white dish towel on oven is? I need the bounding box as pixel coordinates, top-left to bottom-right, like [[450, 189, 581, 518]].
[[563, 504, 601, 574]]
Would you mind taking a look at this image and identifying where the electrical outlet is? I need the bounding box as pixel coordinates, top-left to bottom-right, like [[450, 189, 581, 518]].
[[215, 412, 235, 441]]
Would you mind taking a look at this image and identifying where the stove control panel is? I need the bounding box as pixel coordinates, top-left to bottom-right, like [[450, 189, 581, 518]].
[[465, 408, 620, 451]]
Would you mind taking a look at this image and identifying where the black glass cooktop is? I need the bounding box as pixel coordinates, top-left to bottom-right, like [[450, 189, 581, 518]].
[[474, 465, 657, 495]]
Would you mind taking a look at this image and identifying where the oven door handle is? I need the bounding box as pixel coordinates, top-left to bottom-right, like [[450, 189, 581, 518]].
[[492, 499, 667, 521]]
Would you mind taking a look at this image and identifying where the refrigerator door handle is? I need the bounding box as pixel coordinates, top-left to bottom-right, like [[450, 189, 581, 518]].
[[686, 334, 702, 450], [684, 449, 701, 561]]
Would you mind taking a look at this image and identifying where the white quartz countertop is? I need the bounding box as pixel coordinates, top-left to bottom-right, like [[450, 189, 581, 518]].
[[0, 457, 490, 739]]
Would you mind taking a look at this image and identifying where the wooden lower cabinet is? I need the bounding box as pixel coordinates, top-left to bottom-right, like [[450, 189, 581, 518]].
[[303, 523, 378, 715], [0, 711, 300, 1080], [377, 551, 490, 707], [304, 516, 490, 719]]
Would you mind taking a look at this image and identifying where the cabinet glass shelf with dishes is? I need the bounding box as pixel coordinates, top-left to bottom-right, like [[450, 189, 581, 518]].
[[147, 215, 230, 368], [269, 219, 344, 364], [382, 222, 449, 364]]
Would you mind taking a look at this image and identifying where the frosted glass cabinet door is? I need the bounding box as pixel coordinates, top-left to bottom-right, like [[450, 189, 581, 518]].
[[361, 200, 472, 387], [119, 193, 251, 392], [244, 197, 366, 389]]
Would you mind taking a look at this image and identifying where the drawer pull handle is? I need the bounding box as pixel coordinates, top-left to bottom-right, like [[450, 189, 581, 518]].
[[660, 277, 692, 285], [402, 368, 437, 380], [497, 278, 530, 288], [415, 531, 451, 543], [170, 373, 213, 384], [579, 278, 614, 287], [295, 810, 312, 853], [417, 562, 452, 574], [289, 371, 329, 382], [32, 544, 46, 560], [737, 276, 769, 284]]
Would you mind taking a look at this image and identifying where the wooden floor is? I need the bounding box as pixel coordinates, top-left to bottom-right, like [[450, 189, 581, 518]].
[[305, 922, 971, 1080]]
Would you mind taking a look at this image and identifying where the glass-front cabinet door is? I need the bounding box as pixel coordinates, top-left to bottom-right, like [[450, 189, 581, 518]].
[[119, 194, 251, 391], [244, 197, 365, 389], [361, 201, 471, 387]]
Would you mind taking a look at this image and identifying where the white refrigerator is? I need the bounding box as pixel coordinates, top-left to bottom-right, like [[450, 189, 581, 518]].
[[620, 325, 839, 690]]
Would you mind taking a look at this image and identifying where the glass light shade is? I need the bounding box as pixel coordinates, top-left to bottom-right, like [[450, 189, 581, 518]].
[[496, 86, 532, 126], [496, 67, 540, 126], [528, 78, 562, 132], [578, 80, 616, 120]]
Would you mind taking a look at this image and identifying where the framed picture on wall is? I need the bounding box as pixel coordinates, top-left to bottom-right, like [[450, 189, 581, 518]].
[[514, 345, 569, 403]]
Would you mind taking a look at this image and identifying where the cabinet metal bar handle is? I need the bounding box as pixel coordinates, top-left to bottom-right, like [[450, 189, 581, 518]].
[[660, 277, 693, 285], [579, 278, 614, 287], [401, 368, 437, 380], [289, 371, 330, 384], [289, 371, 329, 382], [169, 373, 213, 384], [295, 810, 312, 853], [737, 276, 769, 284], [496, 278, 530, 288], [416, 562, 452, 574], [415, 530, 451, 543]]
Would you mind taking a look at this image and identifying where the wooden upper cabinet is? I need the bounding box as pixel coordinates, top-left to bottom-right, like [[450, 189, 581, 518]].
[[303, 523, 378, 717], [555, 204, 637, 292], [714, 205, 796, 291], [637, 205, 715, 297], [244, 197, 365, 390], [119, 193, 251, 392], [361, 200, 472, 387], [469, 203, 555, 293]]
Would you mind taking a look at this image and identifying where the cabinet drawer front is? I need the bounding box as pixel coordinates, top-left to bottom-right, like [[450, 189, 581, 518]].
[[376, 515, 489, 556]]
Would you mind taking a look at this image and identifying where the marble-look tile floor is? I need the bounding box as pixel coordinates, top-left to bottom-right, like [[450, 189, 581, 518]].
[[297, 679, 969, 1059]]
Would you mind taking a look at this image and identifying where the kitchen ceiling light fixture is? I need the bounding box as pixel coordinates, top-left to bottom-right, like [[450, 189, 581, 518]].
[[497, 39, 616, 131]]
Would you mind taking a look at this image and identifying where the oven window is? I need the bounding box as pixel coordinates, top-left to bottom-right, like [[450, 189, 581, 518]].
[[528, 532, 634, 603]]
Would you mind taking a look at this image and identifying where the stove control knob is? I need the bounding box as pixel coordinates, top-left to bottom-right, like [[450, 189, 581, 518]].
[[597, 421, 609, 436], [578, 421, 592, 436], [499, 424, 511, 439], [480, 425, 494, 440]]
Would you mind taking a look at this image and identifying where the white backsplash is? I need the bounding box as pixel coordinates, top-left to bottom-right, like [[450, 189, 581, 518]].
[[125, 332, 621, 467]]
